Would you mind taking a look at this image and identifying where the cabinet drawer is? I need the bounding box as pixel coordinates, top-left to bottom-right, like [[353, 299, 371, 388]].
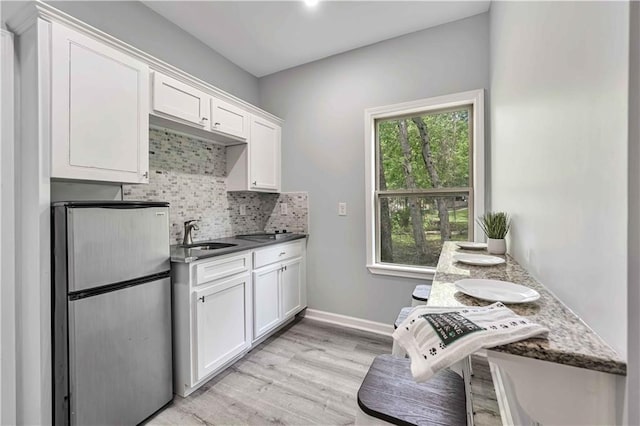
[[253, 241, 303, 269], [194, 252, 250, 286]]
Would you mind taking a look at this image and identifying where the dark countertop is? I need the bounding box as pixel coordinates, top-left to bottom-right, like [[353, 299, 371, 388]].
[[429, 242, 626, 375], [171, 234, 308, 263]]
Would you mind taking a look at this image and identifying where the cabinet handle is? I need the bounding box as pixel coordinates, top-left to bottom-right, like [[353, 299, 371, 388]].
[[284, 265, 287, 271], [214, 122, 221, 126], [201, 117, 208, 121], [199, 296, 205, 303], [279, 252, 286, 256], [143, 171, 149, 179], [252, 181, 257, 186]]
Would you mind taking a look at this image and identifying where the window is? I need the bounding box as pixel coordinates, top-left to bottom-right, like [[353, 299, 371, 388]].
[[365, 90, 484, 279]]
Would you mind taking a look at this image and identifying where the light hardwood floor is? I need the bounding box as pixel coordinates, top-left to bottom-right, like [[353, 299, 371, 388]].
[[149, 317, 501, 426], [469, 355, 502, 426], [149, 318, 392, 425]]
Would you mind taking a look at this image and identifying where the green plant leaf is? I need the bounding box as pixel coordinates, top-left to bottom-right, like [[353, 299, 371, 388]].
[[477, 212, 511, 239]]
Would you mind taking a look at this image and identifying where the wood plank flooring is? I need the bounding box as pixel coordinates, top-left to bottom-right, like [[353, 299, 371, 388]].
[[149, 318, 392, 425], [149, 318, 502, 426], [469, 355, 502, 426]]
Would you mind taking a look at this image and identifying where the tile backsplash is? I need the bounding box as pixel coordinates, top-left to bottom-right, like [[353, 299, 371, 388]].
[[228, 192, 309, 236], [265, 192, 309, 234], [123, 128, 308, 244]]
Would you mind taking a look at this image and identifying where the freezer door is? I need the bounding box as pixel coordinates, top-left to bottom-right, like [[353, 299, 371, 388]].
[[67, 206, 170, 292], [68, 277, 172, 426]]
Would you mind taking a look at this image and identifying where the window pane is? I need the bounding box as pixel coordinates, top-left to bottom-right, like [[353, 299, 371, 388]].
[[377, 108, 471, 191], [378, 194, 470, 268]]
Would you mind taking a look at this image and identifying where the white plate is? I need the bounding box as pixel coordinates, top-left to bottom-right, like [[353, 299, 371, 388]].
[[456, 242, 488, 250], [454, 278, 540, 303], [453, 253, 506, 266]]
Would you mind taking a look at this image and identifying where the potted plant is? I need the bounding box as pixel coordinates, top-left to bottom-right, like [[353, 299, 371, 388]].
[[477, 212, 511, 255]]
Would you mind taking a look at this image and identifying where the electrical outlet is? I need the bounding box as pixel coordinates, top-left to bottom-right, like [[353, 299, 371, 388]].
[[239, 205, 246, 216], [338, 202, 347, 216], [280, 203, 288, 215]]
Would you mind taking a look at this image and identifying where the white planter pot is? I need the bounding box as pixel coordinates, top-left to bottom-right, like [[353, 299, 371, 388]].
[[487, 238, 506, 255]]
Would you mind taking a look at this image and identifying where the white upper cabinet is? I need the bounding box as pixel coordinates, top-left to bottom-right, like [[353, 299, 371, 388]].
[[50, 22, 149, 184], [152, 71, 211, 128], [19, 4, 283, 187], [226, 115, 282, 193], [210, 98, 249, 140], [249, 116, 281, 191]]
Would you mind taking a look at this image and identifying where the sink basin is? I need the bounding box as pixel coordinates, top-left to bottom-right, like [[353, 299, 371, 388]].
[[182, 242, 237, 251]]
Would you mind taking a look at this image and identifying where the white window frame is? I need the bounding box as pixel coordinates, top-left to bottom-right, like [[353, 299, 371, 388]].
[[364, 89, 485, 280], [1, 28, 16, 425]]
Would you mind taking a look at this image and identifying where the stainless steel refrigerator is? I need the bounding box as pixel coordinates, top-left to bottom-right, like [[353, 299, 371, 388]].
[[52, 201, 173, 425]]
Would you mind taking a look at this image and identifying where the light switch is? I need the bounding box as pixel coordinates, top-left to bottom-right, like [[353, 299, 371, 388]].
[[239, 205, 246, 216], [280, 203, 288, 215], [338, 202, 347, 216]]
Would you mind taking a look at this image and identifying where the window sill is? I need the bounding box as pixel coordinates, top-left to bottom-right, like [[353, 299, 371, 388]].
[[367, 264, 435, 281]]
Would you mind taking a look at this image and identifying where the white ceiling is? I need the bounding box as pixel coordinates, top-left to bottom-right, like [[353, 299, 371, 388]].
[[143, 1, 490, 77]]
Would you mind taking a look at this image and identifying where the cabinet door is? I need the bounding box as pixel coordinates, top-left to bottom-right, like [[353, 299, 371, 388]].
[[211, 98, 249, 140], [281, 257, 303, 319], [152, 71, 211, 127], [249, 116, 281, 192], [253, 264, 281, 340], [194, 274, 251, 382], [51, 23, 149, 184]]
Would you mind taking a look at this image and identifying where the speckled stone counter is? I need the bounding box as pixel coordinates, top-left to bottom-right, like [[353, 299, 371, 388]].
[[429, 242, 626, 375], [171, 234, 307, 263]]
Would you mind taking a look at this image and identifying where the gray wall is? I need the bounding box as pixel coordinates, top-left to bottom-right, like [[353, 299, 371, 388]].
[[490, 1, 628, 356], [258, 13, 490, 325], [2, 1, 260, 104]]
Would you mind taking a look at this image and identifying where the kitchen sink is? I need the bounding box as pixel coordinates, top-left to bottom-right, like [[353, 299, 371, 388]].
[[182, 242, 237, 250]]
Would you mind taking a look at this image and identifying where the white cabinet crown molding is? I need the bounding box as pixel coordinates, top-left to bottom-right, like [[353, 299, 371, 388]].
[[5, 1, 283, 126]]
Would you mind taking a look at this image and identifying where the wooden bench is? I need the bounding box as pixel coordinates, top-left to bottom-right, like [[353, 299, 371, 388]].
[[412, 284, 430, 306], [392, 307, 413, 356], [356, 354, 467, 426]]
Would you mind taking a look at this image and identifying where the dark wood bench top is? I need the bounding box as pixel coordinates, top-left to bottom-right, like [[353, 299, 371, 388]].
[[412, 284, 431, 302], [358, 354, 467, 426], [394, 307, 413, 329]]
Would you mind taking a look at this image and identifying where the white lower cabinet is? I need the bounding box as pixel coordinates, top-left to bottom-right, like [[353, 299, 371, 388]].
[[172, 240, 306, 397], [172, 251, 252, 397], [281, 257, 303, 318], [194, 274, 251, 382], [252, 241, 306, 342], [253, 264, 281, 338]]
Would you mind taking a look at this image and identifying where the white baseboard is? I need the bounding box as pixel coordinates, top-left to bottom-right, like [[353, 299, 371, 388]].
[[303, 309, 394, 337]]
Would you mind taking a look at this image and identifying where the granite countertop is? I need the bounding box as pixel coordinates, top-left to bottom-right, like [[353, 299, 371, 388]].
[[171, 234, 308, 263], [429, 242, 626, 375]]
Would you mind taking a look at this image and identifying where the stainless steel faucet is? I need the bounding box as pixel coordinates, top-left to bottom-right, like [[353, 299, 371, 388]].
[[183, 220, 199, 245]]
